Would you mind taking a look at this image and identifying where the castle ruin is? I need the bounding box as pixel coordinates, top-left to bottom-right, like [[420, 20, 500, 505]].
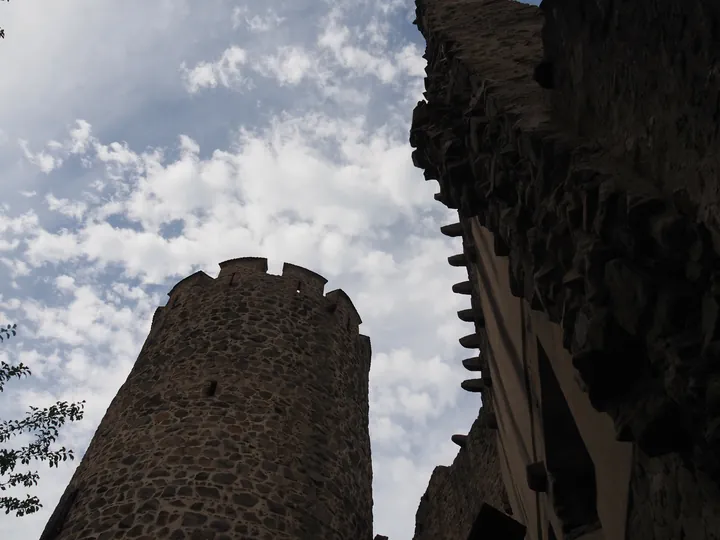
[[40, 0, 720, 539], [409, 0, 720, 538]]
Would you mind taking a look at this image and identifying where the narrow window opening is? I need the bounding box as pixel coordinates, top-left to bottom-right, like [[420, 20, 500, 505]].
[[296, 281, 302, 293], [537, 339, 600, 538], [205, 380, 218, 397]]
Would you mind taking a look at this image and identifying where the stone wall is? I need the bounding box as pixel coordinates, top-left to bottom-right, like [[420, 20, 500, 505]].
[[412, 407, 508, 540], [627, 451, 720, 540], [540, 0, 720, 249], [410, 0, 720, 537], [40, 258, 374, 540]]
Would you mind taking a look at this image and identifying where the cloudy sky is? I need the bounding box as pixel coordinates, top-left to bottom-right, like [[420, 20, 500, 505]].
[[0, 0, 539, 538]]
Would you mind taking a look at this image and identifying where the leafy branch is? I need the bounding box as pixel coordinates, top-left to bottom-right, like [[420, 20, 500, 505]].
[[0, 323, 86, 516]]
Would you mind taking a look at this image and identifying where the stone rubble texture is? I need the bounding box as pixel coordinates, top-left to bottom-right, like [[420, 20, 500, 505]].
[[40, 257, 373, 540], [410, 0, 720, 538], [542, 0, 720, 251], [413, 405, 509, 540]]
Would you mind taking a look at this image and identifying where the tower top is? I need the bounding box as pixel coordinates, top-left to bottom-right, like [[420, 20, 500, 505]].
[[165, 256, 362, 327]]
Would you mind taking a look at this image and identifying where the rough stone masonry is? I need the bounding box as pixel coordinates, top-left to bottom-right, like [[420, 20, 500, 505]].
[[409, 0, 720, 539], [39, 258, 374, 540]]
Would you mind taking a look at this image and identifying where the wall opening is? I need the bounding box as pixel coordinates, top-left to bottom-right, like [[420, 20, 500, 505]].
[[537, 339, 600, 539], [296, 281, 302, 293], [205, 381, 218, 397]]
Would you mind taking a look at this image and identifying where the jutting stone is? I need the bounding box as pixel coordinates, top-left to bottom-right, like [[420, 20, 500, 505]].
[[451, 434, 468, 448]]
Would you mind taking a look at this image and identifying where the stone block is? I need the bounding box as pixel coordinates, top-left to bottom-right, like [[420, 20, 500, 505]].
[[453, 281, 473, 295], [217, 257, 268, 279], [440, 222, 464, 237], [461, 378, 488, 393], [167, 271, 215, 303], [460, 333, 482, 349], [525, 462, 548, 493], [282, 263, 328, 296], [458, 308, 475, 322], [462, 356, 485, 372], [451, 434, 468, 448], [448, 253, 469, 267]]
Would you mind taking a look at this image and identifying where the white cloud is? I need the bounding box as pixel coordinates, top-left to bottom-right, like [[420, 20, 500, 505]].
[[252, 46, 314, 86], [180, 46, 252, 93], [45, 194, 87, 220], [0, 211, 40, 236], [370, 348, 461, 423], [370, 415, 411, 452], [16, 120, 97, 174], [395, 43, 428, 78], [18, 139, 62, 174], [54, 275, 76, 292], [0, 257, 30, 278], [68, 120, 92, 155], [232, 6, 286, 32], [317, 20, 399, 83]]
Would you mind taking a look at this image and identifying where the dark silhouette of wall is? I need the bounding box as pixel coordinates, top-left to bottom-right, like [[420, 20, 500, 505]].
[[410, 0, 720, 538], [413, 406, 509, 540], [39, 257, 373, 540], [541, 0, 720, 248]]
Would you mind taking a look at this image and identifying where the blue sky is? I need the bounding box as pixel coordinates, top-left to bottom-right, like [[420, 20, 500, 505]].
[[0, 1, 539, 538]]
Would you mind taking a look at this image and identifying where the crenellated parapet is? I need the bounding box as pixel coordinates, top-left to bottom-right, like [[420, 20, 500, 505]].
[[217, 255, 269, 279], [326, 288, 363, 333], [146, 258, 367, 360]]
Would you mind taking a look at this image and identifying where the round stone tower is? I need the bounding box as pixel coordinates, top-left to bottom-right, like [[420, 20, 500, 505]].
[[40, 257, 374, 540]]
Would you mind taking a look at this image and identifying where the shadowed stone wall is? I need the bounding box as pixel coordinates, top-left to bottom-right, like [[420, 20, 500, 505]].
[[410, 0, 720, 538], [40, 257, 374, 540], [540, 0, 720, 248], [412, 407, 509, 540]]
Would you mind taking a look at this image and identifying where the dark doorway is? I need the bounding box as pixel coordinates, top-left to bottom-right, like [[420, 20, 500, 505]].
[[537, 339, 601, 539]]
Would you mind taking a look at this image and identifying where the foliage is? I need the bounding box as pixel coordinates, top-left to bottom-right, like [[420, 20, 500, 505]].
[[0, 324, 86, 517]]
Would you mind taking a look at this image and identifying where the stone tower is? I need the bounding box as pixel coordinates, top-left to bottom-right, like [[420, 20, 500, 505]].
[[39, 257, 374, 540]]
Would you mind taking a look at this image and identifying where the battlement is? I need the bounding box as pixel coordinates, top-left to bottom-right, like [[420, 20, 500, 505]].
[[217, 256, 269, 278], [326, 288, 363, 331], [158, 258, 364, 335], [358, 333, 372, 366], [281, 262, 328, 296], [167, 270, 215, 302]]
